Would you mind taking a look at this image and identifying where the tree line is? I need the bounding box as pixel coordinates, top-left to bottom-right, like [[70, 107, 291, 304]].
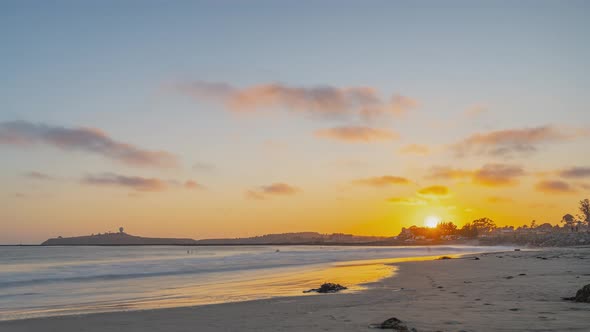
[[401, 198, 590, 239]]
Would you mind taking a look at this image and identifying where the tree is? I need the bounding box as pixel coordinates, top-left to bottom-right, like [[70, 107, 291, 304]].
[[561, 213, 575, 231], [530, 220, 537, 229], [579, 199, 590, 227], [472, 217, 496, 233], [436, 222, 458, 236], [561, 214, 575, 224], [458, 222, 478, 239]]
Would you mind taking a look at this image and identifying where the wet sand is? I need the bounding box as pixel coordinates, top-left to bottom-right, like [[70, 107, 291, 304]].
[[1, 247, 589, 331]]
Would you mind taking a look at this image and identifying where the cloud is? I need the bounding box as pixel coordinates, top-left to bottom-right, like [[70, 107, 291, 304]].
[[452, 125, 588, 157], [81, 173, 168, 192], [23, 171, 55, 181], [559, 167, 590, 179], [398, 144, 430, 155], [353, 175, 411, 187], [487, 196, 513, 204], [245, 190, 267, 200], [535, 180, 576, 194], [360, 94, 419, 120], [314, 126, 398, 143], [184, 180, 201, 189], [387, 197, 428, 205], [0, 121, 178, 168], [175, 81, 417, 120], [427, 166, 473, 180], [261, 183, 300, 195], [427, 164, 526, 187], [246, 182, 301, 199], [472, 164, 525, 186], [417, 185, 450, 198]]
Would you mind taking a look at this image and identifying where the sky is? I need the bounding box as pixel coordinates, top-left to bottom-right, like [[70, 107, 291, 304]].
[[1, 1, 590, 244]]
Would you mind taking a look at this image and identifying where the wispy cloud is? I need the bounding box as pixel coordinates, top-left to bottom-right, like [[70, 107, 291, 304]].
[[23, 171, 56, 181], [417, 185, 450, 198], [472, 164, 525, 187], [314, 126, 398, 143], [82, 173, 168, 192], [360, 95, 419, 120], [427, 166, 473, 180], [0, 121, 178, 168], [398, 144, 430, 155], [535, 180, 576, 194], [452, 125, 588, 157], [175, 81, 417, 120], [559, 167, 590, 179], [353, 175, 411, 187], [427, 164, 525, 187], [184, 180, 201, 189], [246, 182, 301, 199]]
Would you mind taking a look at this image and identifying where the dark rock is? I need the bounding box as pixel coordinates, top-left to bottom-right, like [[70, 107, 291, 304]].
[[514, 248, 521, 251], [437, 256, 452, 260], [303, 282, 347, 294], [505, 276, 514, 279], [563, 284, 590, 303], [518, 273, 527, 276], [369, 317, 416, 331], [473, 257, 480, 260]]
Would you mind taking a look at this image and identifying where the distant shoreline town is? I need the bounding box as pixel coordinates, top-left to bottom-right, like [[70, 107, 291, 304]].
[[40, 198, 590, 247]]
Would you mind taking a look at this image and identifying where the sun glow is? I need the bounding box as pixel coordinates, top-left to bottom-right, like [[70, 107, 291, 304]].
[[424, 215, 441, 228]]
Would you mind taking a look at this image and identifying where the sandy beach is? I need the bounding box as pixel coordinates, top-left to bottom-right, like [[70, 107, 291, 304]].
[[2, 247, 589, 332]]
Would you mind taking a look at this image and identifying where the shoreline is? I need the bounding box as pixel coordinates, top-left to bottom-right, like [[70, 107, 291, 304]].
[[2, 247, 589, 331], [0, 249, 496, 322]]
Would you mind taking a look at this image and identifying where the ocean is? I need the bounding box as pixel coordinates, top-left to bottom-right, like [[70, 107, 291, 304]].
[[0, 245, 512, 321]]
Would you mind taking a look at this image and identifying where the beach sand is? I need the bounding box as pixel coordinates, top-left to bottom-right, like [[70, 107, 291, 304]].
[[2, 247, 589, 332]]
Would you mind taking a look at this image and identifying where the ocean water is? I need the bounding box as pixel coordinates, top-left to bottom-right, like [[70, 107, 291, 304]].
[[0, 245, 512, 320]]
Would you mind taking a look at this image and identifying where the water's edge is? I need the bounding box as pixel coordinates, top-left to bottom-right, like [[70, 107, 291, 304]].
[[0, 245, 515, 321]]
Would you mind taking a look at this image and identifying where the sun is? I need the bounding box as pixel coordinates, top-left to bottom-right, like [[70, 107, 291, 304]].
[[424, 215, 441, 228]]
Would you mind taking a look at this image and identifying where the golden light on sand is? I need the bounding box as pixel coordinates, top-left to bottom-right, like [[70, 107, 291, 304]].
[[424, 215, 441, 228]]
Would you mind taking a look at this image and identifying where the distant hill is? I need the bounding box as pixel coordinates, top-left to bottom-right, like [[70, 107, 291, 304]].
[[41, 232, 197, 246], [195, 232, 388, 245], [41, 232, 389, 246]]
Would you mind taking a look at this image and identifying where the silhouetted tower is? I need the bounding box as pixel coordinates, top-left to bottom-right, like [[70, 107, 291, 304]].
[[119, 227, 124, 234]]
